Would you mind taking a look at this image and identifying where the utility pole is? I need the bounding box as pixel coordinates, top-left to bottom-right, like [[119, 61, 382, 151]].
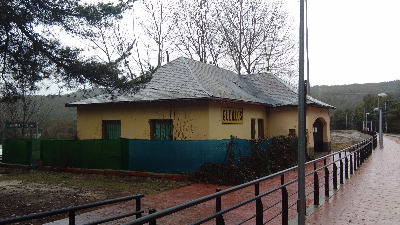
[[385, 102, 387, 133], [298, 0, 306, 224], [305, 0, 310, 95]]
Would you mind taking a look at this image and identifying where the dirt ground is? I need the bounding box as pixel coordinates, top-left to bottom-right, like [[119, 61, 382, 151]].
[[0, 168, 188, 224], [330, 130, 371, 151], [0, 130, 372, 224]]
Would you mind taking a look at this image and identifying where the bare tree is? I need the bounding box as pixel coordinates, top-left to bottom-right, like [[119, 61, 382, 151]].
[[0, 86, 51, 139], [216, 0, 296, 77], [139, 0, 172, 67], [137, 0, 296, 83], [171, 0, 223, 65]]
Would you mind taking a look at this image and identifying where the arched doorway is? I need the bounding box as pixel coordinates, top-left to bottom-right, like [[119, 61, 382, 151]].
[[313, 118, 324, 152]]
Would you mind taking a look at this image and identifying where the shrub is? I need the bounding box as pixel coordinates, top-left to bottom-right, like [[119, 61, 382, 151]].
[[189, 136, 299, 185]]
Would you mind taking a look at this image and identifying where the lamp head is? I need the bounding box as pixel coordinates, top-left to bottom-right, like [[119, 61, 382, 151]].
[[378, 93, 387, 97]]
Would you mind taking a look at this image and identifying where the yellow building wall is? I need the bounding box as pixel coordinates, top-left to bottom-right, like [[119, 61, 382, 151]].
[[267, 106, 330, 148], [267, 107, 299, 138], [208, 101, 267, 140], [77, 101, 210, 140], [306, 107, 331, 144], [76, 101, 330, 145]]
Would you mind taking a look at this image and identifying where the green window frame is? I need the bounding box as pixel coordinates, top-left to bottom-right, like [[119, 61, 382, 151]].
[[102, 120, 121, 139], [150, 119, 173, 140]]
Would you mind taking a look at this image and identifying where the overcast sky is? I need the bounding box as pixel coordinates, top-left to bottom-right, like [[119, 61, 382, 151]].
[[285, 0, 400, 86]]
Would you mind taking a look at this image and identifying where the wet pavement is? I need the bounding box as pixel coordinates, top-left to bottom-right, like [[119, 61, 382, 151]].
[[306, 136, 400, 224]]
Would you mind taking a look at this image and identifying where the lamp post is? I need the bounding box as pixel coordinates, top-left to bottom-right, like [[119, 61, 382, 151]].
[[365, 113, 369, 131], [378, 93, 387, 148]]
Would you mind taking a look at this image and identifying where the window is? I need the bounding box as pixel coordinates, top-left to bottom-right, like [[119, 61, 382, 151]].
[[150, 119, 173, 140], [251, 119, 256, 139], [102, 120, 121, 139], [289, 129, 296, 137], [258, 119, 264, 139]]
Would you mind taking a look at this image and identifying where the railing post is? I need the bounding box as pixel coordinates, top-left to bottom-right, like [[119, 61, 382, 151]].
[[255, 183, 263, 225], [149, 209, 157, 225], [136, 197, 142, 218], [216, 189, 225, 225], [350, 154, 353, 175], [345, 155, 349, 180], [371, 137, 374, 152], [370, 139, 373, 156], [314, 165, 319, 205], [356, 150, 360, 168], [339, 156, 344, 185], [282, 187, 288, 225], [69, 210, 75, 225], [333, 163, 337, 190], [324, 166, 329, 197], [361, 145, 365, 164]]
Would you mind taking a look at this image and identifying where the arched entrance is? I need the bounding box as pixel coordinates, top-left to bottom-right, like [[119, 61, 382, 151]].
[[313, 118, 324, 152]]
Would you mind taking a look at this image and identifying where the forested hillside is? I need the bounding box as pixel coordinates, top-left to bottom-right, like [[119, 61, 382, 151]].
[[310, 80, 400, 109], [310, 80, 400, 133], [0, 89, 103, 139]]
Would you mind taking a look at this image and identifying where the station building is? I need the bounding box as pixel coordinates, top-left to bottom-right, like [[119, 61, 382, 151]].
[[67, 57, 334, 155]]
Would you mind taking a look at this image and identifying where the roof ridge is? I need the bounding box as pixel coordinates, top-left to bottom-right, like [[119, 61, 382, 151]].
[[181, 57, 212, 97]]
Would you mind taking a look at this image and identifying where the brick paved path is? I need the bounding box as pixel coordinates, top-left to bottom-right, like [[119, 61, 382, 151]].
[[48, 159, 328, 224], [306, 136, 400, 224]]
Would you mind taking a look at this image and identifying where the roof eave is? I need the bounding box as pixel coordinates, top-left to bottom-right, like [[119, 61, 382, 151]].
[[65, 97, 275, 108]]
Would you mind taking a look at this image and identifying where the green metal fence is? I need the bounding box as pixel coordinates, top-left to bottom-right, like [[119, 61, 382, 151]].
[[2, 138, 271, 173], [2, 140, 31, 165], [40, 139, 129, 170], [128, 139, 259, 173]]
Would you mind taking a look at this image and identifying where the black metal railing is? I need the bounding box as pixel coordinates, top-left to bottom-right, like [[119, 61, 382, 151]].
[[123, 133, 377, 225], [0, 194, 144, 225]]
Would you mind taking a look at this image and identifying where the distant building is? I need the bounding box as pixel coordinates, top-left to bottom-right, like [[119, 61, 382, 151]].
[[67, 57, 334, 155]]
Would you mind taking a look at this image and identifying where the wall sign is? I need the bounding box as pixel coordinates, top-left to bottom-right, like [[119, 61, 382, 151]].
[[222, 108, 243, 124]]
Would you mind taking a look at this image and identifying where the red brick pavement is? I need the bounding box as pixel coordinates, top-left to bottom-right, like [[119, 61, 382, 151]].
[[48, 160, 333, 224], [49, 141, 373, 225], [306, 136, 400, 224]]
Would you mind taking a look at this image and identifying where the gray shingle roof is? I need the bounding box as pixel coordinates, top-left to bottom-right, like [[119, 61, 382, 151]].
[[67, 57, 334, 108]]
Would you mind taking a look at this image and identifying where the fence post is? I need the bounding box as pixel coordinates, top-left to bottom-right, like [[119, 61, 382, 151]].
[[314, 168, 319, 205], [136, 197, 142, 218], [69, 210, 75, 225], [149, 209, 157, 225], [339, 157, 344, 185], [216, 189, 225, 225], [356, 150, 360, 169], [333, 163, 337, 190], [282, 187, 288, 225], [350, 154, 353, 175], [324, 166, 329, 197], [345, 156, 348, 180], [255, 183, 263, 225], [361, 145, 364, 165]]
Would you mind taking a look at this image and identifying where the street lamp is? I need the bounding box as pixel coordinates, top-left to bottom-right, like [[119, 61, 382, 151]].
[[365, 113, 370, 131], [378, 93, 387, 148]]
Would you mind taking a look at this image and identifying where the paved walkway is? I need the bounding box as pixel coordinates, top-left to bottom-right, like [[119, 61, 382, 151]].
[[306, 136, 400, 224]]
